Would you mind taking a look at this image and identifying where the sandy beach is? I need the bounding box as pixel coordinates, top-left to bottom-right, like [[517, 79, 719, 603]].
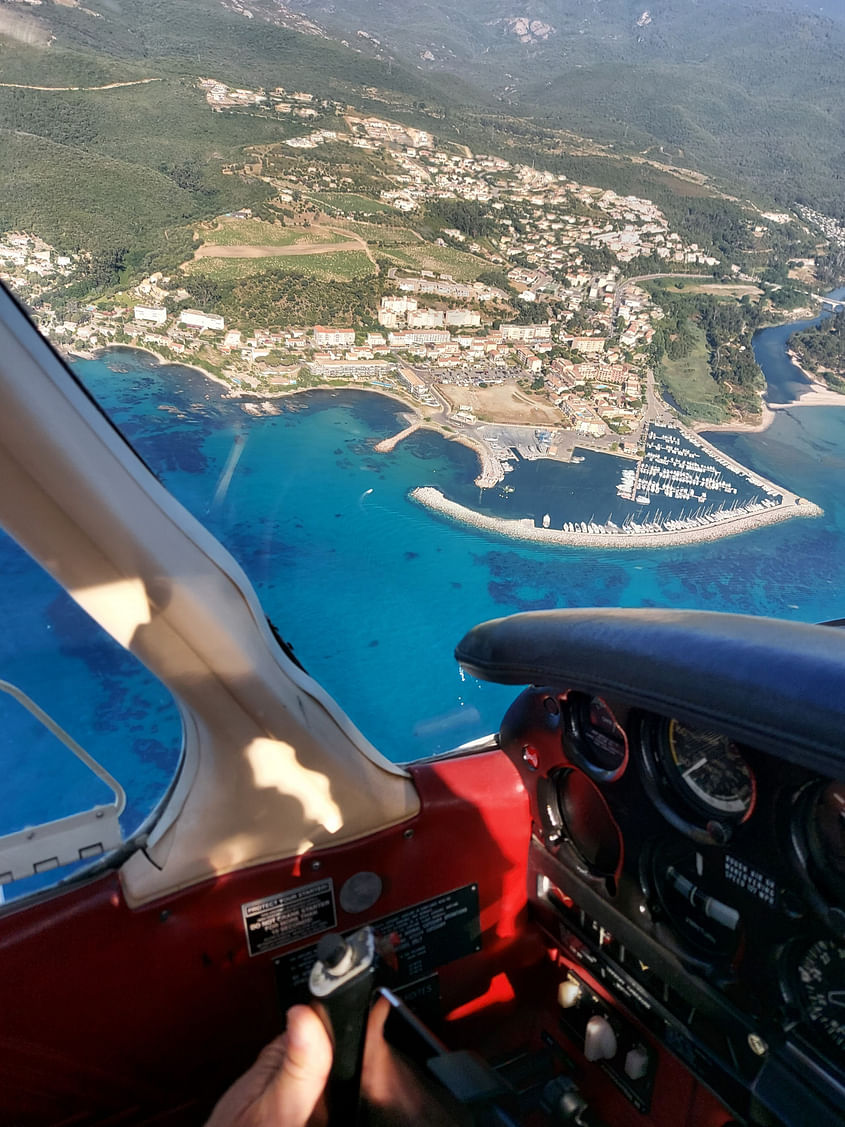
[[691, 402, 775, 435], [691, 364, 845, 435], [776, 349, 845, 409], [411, 487, 822, 550]]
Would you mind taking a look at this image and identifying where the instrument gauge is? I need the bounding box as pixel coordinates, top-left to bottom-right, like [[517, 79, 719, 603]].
[[642, 838, 744, 964], [566, 693, 628, 782], [555, 768, 622, 879], [659, 719, 755, 822], [638, 715, 756, 842], [790, 779, 845, 922], [789, 938, 845, 1054], [808, 781, 845, 891]]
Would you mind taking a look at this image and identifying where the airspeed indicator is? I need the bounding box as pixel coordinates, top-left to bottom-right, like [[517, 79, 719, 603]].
[[795, 939, 845, 1053]]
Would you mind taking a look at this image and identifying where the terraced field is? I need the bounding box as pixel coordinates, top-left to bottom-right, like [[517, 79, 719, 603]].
[[183, 249, 376, 281], [198, 219, 326, 247], [309, 192, 395, 217], [376, 241, 491, 282]]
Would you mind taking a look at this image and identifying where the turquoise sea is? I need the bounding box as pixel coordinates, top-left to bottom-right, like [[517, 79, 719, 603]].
[[2, 289, 844, 876]]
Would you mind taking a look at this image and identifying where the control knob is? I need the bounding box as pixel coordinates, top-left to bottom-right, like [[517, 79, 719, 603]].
[[584, 1015, 617, 1062]]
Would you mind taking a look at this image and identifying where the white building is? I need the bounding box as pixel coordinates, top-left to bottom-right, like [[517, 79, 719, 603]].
[[313, 326, 356, 348], [134, 306, 168, 325], [501, 322, 552, 343], [445, 310, 481, 328], [388, 330, 451, 348], [180, 309, 225, 331], [407, 309, 445, 329], [380, 296, 418, 315]]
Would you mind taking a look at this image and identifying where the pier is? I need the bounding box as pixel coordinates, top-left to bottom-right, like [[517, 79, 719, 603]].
[[373, 419, 422, 452]]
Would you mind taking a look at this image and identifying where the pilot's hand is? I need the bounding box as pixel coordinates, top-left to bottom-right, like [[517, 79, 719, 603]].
[[205, 1004, 332, 1127], [362, 996, 469, 1126], [206, 997, 468, 1127]]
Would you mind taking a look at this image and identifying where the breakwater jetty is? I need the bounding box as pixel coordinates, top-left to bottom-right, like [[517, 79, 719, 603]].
[[411, 487, 821, 549], [373, 420, 422, 452]]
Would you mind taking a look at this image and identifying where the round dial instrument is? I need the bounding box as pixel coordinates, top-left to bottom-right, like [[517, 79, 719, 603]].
[[660, 719, 755, 821], [555, 768, 622, 878], [808, 781, 845, 894], [567, 694, 628, 781], [794, 938, 845, 1054]]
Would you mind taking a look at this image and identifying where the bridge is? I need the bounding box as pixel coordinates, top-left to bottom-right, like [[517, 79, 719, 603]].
[[810, 293, 845, 313]]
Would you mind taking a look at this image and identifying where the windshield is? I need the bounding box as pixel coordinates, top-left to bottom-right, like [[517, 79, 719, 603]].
[[1, 0, 844, 843], [0, 528, 183, 902]]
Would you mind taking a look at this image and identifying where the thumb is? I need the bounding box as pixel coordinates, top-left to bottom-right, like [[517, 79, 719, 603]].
[[263, 1005, 333, 1127]]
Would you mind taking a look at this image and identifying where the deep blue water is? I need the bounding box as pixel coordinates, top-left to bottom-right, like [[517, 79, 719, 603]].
[[2, 288, 845, 878]]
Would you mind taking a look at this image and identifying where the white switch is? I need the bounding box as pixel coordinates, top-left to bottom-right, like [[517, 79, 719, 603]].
[[558, 978, 581, 1009], [584, 1015, 617, 1061], [624, 1045, 650, 1080]]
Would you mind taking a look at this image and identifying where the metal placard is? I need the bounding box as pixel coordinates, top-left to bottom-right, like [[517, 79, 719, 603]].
[[274, 883, 481, 1004], [242, 878, 336, 957]]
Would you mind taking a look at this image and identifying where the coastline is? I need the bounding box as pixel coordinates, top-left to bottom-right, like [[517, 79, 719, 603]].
[[779, 348, 845, 408], [444, 430, 506, 487], [81, 343, 430, 415], [75, 339, 830, 549], [80, 343, 508, 482], [690, 332, 845, 436], [691, 401, 775, 435], [80, 344, 235, 394], [411, 487, 822, 550]]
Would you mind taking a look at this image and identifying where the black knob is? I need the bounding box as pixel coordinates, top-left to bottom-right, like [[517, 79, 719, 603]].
[[317, 933, 348, 970]]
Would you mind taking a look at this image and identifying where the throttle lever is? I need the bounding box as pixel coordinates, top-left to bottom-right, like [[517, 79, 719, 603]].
[[308, 926, 378, 1126]]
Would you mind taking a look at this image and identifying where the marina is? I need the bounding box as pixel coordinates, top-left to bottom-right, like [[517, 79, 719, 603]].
[[436, 418, 814, 542], [412, 485, 819, 549], [607, 423, 789, 535]]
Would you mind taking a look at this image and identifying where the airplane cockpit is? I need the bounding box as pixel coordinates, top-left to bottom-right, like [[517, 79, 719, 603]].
[[0, 285, 844, 1127]]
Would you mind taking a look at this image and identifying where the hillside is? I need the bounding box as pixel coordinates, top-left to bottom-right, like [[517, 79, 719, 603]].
[[0, 0, 470, 266], [288, 0, 845, 220], [0, 0, 839, 294]]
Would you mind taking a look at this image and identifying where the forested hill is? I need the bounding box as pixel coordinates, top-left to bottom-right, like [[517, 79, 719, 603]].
[[790, 312, 845, 390], [0, 0, 842, 279], [288, 0, 845, 221], [2, 0, 844, 225], [0, 0, 471, 267]]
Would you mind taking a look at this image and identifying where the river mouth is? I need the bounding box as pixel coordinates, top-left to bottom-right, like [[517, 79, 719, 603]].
[[753, 285, 845, 406]]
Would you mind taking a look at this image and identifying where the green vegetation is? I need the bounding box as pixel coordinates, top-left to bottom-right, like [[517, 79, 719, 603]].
[[375, 241, 490, 282], [2, 0, 837, 346], [424, 200, 495, 239], [658, 325, 729, 423], [307, 0, 845, 222], [199, 221, 343, 247], [0, 0, 456, 281], [183, 250, 374, 282], [649, 286, 765, 419], [790, 312, 845, 391], [816, 249, 845, 288], [0, 73, 280, 279], [180, 269, 384, 329], [309, 192, 394, 217]]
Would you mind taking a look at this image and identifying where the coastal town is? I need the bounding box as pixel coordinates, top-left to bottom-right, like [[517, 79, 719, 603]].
[[0, 83, 826, 546]]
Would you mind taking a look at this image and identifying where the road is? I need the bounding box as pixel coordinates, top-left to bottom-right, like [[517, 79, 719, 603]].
[[0, 78, 161, 92]]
